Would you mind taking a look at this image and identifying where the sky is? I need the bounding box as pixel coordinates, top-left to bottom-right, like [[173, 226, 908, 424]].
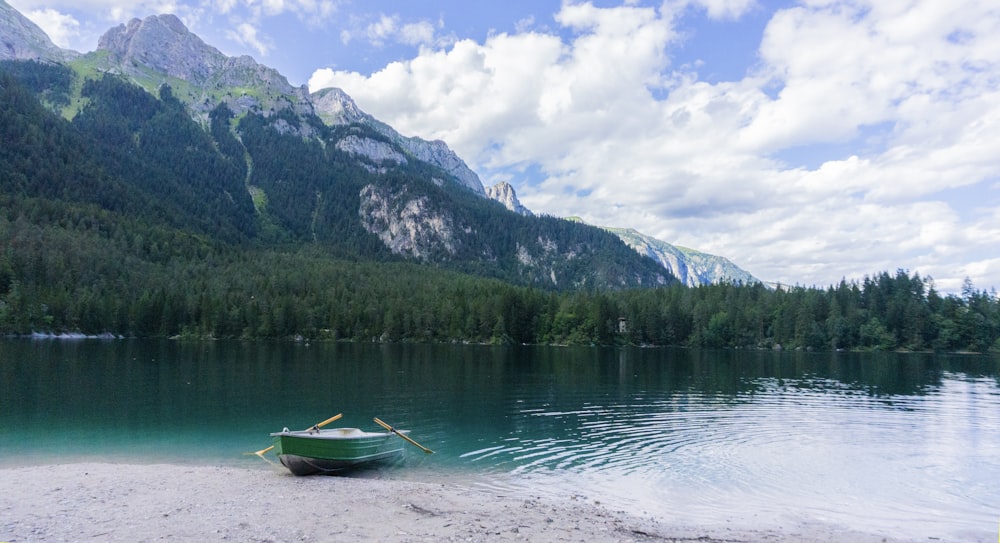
[[9, 0, 1000, 294]]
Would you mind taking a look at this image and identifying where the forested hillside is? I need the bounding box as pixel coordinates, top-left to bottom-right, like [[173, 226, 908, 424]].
[[1, 59, 671, 285], [2, 201, 998, 351], [1, 61, 998, 352]]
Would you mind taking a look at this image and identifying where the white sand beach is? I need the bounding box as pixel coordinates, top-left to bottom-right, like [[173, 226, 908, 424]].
[[0, 463, 933, 542]]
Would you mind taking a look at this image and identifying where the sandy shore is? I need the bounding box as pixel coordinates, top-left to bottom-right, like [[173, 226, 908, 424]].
[[0, 463, 929, 542]]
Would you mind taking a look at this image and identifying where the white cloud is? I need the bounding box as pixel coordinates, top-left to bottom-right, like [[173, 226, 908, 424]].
[[10, 0, 173, 11], [225, 0, 339, 19], [11, 0, 189, 40], [355, 13, 443, 48], [365, 14, 399, 46], [398, 20, 436, 47], [225, 21, 271, 55], [686, 0, 758, 20], [106, 1, 182, 22], [24, 8, 80, 48], [514, 15, 536, 34], [213, 0, 238, 14], [260, 0, 286, 16]]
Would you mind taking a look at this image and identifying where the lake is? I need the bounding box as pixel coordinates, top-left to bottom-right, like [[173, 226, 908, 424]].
[[1, 339, 998, 541]]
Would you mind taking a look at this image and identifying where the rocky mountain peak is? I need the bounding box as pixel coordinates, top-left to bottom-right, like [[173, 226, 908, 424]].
[[311, 85, 486, 195], [98, 15, 224, 83], [486, 181, 532, 216], [0, 0, 78, 62], [95, 13, 312, 126], [96, 13, 296, 94], [311, 87, 368, 125]]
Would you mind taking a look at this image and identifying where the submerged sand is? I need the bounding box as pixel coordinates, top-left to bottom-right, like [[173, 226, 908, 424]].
[[0, 463, 931, 542]]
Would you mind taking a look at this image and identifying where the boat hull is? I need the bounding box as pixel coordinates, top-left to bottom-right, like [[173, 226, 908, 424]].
[[270, 428, 405, 476]]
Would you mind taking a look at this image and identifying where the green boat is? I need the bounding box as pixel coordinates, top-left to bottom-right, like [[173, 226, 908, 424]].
[[269, 427, 407, 476]]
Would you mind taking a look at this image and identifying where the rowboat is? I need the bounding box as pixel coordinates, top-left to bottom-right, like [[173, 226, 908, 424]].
[[254, 415, 434, 476], [269, 426, 407, 476]]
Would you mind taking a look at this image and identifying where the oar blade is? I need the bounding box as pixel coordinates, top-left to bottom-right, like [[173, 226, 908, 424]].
[[374, 417, 434, 454], [253, 445, 274, 457]]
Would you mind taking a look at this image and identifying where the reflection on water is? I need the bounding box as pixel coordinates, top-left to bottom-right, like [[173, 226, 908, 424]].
[[1, 340, 998, 541]]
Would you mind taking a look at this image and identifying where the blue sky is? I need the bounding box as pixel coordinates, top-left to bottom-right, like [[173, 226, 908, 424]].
[[9, 0, 1000, 294]]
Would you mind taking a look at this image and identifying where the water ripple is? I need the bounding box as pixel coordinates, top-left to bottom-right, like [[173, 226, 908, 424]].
[[462, 375, 1000, 541]]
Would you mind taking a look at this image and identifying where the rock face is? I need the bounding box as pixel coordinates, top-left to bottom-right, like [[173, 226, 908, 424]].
[[486, 181, 532, 216], [0, 0, 78, 62], [311, 87, 485, 195], [337, 135, 409, 165], [311, 87, 368, 125], [97, 14, 291, 92], [606, 226, 760, 287], [98, 15, 216, 83], [359, 184, 459, 260], [95, 14, 315, 131]]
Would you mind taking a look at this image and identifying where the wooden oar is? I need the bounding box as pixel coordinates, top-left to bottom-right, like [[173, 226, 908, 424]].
[[374, 417, 434, 454], [252, 413, 343, 456]]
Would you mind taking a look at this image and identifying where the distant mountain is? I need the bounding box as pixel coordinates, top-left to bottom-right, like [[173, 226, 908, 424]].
[[484, 190, 758, 285], [604, 226, 761, 287], [0, 0, 78, 62], [0, 7, 673, 291]]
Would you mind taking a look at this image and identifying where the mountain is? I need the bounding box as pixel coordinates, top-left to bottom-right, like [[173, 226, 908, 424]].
[[0, 0, 77, 62], [89, 15, 485, 196], [1, 6, 751, 288], [479, 181, 757, 285], [482, 185, 759, 285], [311, 87, 484, 195], [0, 7, 673, 291], [485, 181, 532, 216], [604, 226, 761, 287], [93, 14, 315, 132]]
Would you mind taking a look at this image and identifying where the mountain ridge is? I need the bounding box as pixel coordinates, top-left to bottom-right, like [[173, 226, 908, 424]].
[[0, 2, 753, 289], [310, 87, 485, 195], [1, 16, 674, 291], [91, 13, 487, 196]]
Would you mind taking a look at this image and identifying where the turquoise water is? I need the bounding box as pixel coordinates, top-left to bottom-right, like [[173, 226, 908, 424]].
[[1, 339, 998, 541]]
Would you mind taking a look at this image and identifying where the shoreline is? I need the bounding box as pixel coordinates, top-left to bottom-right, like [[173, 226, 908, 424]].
[[14, 333, 1000, 356], [0, 462, 936, 542]]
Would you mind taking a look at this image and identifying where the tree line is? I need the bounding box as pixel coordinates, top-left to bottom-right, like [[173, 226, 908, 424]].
[[1, 202, 997, 353]]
